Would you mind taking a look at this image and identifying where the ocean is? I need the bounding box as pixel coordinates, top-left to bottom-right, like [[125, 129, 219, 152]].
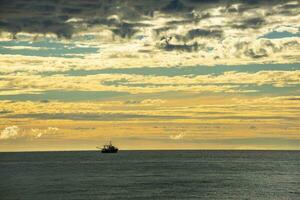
[[0, 150, 299, 200]]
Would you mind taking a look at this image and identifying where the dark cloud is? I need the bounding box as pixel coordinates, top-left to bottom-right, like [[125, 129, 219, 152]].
[[278, 2, 300, 10], [233, 40, 278, 59], [166, 19, 197, 26], [0, 0, 155, 38], [161, 42, 202, 52], [62, 7, 82, 14], [124, 100, 141, 104], [261, 40, 282, 53], [223, 3, 258, 13], [4, 113, 190, 121], [232, 17, 266, 29], [0, 110, 11, 115], [159, 36, 204, 52], [285, 98, 300, 101], [112, 22, 150, 38], [0, 17, 74, 39], [186, 0, 221, 4], [0, 0, 150, 39], [186, 28, 223, 39], [164, 12, 210, 28], [244, 48, 268, 59], [0, 0, 295, 55], [71, 127, 96, 130], [40, 100, 50, 103], [161, 0, 191, 12], [153, 26, 174, 35], [237, 38, 299, 59], [112, 27, 138, 39], [0, 0, 288, 38], [4, 112, 296, 121]]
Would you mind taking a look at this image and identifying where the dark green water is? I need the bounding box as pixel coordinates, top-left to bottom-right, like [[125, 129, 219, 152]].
[[0, 150, 299, 200]]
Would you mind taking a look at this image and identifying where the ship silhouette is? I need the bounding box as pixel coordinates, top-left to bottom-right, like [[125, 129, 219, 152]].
[[97, 141, 118, 153]]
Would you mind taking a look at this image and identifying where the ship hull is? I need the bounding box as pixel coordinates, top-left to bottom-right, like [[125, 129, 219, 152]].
[[101, 149, 118, 153]]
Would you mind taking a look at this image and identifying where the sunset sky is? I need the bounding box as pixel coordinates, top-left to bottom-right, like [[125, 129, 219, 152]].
[[0, 0, 299, 151]]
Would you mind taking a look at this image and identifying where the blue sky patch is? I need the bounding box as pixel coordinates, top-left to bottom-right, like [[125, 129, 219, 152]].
[[0, 90, 129, 101], [40, 63, 300, 77], [0, 39, 99, 58], [260, 31, 300, 39]]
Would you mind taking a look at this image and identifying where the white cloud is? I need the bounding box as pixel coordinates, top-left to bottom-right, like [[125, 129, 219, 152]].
[[170, 133, 185, 140], [31, 127, 59, 138], [0, 126, 59, 140], [275, 26, 299, 34], [0, 126, 19, 140]]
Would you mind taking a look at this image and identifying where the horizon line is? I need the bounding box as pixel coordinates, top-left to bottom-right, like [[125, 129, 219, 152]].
[[1, 149, 300, 153]]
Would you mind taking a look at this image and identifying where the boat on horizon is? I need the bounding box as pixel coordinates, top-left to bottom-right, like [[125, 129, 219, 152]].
[[97, 141, 118, 153]]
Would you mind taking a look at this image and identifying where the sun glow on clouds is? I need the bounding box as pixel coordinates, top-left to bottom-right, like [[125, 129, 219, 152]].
[[0, 0, 299, 151]]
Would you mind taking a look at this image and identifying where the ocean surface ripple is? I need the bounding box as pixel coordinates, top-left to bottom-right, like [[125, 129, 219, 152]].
[[0, 150, 299, 200]]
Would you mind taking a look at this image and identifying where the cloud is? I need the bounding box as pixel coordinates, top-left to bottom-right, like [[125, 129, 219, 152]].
[[0, 1, 296, 42], [244, 48, 268, 58], [232, 17, 266, 29], [161, 0, 191, 13], [0, 125, 19, 140], [0, 126, 59, 140], [186, 28, 223, 40], [1, 13, 299, 71], [1, 69, 299, 98], [274, 26, 299, 34], [6, 113, 190, 121], [31, 127, 59, 138], [124, 99, 165, 105], [0, 95, 299, 144], [170, 132, 185, 140], [285, 97, 300, 101], [0, 72, 236, 95], [159, 40, 202, 52], [141, 99, 166, 105], [0, 1, 299, 151]]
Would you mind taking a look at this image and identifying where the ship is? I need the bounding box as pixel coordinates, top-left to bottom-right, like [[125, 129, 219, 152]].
[[97, 141, 118, 153]]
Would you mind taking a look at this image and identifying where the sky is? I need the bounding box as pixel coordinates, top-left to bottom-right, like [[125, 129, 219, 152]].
[[0, 0, 299, 151]]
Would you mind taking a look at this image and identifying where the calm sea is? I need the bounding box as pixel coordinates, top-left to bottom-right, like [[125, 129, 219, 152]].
[[0, 150, 299, 200]]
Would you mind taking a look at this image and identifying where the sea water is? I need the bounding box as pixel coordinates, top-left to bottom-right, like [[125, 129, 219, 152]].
[[0, 150, 299, 200]]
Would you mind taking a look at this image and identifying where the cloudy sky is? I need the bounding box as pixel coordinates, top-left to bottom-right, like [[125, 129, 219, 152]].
[[0, 0, 299, 151]]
